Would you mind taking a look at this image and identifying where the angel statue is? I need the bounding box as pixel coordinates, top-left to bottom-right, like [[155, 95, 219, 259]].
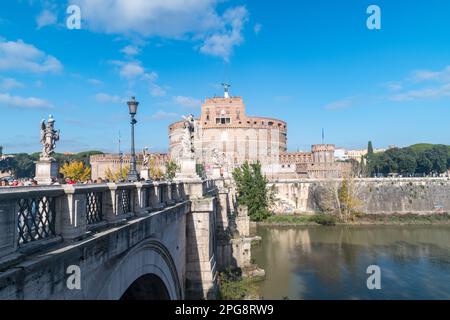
[[40, 115, 60, 160], [181, 114, 195, 159], [142, 147, 150, 169], [211, 147, 221, 167]]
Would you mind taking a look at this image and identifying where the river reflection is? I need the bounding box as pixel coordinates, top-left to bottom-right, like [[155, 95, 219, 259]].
[[252, 225, 450, 299]]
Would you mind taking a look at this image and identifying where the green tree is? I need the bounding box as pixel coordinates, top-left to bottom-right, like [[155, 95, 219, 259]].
[[9, 153, 38, 178], [396, 150, 417, 175], [365, 141, 374, 176], [232, 161, 272, 221], [425, 145, 448, 174], [416, 153, 433, 175], [165, 160, 178, 180]]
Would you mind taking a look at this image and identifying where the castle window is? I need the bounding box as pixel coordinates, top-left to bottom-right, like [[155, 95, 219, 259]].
[[216, 117, 231, 124], [206, 115, 210, 120], [268, 121, 273, 126]]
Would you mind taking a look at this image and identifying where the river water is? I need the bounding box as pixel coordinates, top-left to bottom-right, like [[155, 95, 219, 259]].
[[252, 225, 450, 299]]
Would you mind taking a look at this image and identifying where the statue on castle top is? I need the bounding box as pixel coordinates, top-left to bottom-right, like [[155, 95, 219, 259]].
[[181, 114, 195, 159], [142, 147, 150, 169], [39, 115, 60, 161]]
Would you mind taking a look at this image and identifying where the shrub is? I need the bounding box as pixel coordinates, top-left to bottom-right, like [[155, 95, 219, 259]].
[[309, 214, 337, 226]]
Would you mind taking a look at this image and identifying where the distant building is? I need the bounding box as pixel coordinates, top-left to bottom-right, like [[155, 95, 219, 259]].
[[346, 148, 386, 164], [90, 153, 169, 180]]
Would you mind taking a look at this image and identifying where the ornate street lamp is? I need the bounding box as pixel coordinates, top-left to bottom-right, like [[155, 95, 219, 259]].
[[126, 96, 139, 182]]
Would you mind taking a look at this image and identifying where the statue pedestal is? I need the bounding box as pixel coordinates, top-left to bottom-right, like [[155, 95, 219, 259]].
[[175, 157, 200, 180], [35, 160, 59, 185], [140, 169, 150, 181]]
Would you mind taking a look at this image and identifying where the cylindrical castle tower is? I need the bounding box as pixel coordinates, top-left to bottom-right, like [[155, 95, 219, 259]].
[[311, 144, 335, 163]]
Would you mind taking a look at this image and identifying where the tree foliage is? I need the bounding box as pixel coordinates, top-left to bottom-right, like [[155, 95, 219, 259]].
[[165, 160, 178, 181], [338, 176, 361, 221], [104, 165, 129, 182], [370, 144, 450, 176], [60, 161, 91, 182], [149, 157, 164, 180], [2, 151, 103, 179], [8, 153, 38, 178], [232, 161, 272, 222]]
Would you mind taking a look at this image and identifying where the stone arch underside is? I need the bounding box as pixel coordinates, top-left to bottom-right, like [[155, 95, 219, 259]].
[[96, 239, 182, 300]]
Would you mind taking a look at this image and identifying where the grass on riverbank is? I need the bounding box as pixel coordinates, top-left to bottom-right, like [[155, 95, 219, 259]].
[[218, 269, 261, 300], [354, 213, 450, 225], [258, 213, 450, 226], [263, 214, 337, 226]]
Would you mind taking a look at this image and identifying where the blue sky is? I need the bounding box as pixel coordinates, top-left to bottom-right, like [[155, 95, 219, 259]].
[[1, 0, 450, 154]]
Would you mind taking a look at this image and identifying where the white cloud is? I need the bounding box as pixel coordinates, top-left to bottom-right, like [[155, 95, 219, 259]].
[[382, 82, 403, 92], [70, 0, 249, 61], [387, 66, 450, 102], [111, 59, 164, 93], [0, 93, 52, 109], [121, 45, 140, 56], [200, 6, 248, 62], [0, 78, 24, 91], [36, 9, 57, 29], [325, 97, 357, 110], [150, 84, 166, 97], [173, 95, 201, 108], [410, 66, 450, 82], [143, 71, 158, 82], [254, 23, 262, 35], [150, 110, 179, 120], [391, 83, 450, 102], [120, 62, 144, 79], [87, 78, 103, 85], [0, 39, 63, 73], [95, 93, 122, 104]]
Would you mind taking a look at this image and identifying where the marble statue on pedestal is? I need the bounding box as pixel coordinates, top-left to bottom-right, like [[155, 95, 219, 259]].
[[140, 147, 151, 180], [181, 114, 195, 159], [35, 115, 60, 184], [175, 114, 200, 181], [40, 115, 60, 161]]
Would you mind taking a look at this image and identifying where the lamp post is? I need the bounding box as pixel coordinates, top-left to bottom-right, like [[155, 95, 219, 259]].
[[126, 96, 139, 182]]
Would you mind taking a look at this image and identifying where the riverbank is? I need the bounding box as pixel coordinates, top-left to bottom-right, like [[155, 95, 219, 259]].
[[218, 269, 264, 300], [255, 213, 450, 226]]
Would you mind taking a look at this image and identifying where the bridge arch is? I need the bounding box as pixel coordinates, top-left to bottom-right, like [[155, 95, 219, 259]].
[[96, 239, 182, 300]]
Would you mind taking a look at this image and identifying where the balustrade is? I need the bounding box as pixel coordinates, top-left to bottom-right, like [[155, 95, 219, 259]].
[[0, 179, 215, 259]]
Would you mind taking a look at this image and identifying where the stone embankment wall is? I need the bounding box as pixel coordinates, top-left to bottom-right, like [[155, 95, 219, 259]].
[[271, 178, 450, 214]]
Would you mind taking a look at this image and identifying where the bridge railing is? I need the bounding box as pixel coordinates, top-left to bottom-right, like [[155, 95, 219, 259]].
[[0, 180, 191, 262]]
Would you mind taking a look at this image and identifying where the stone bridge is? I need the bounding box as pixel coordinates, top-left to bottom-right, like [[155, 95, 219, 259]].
[[0, 179, 251, 300]]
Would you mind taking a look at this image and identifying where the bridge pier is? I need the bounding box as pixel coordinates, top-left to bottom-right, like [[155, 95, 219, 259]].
[[184, 180, 219, 299]]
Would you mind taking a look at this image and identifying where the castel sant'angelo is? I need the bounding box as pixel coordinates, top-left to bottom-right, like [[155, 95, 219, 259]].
[[168, 85, 351, 179], [90, 85, 350, 180]]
